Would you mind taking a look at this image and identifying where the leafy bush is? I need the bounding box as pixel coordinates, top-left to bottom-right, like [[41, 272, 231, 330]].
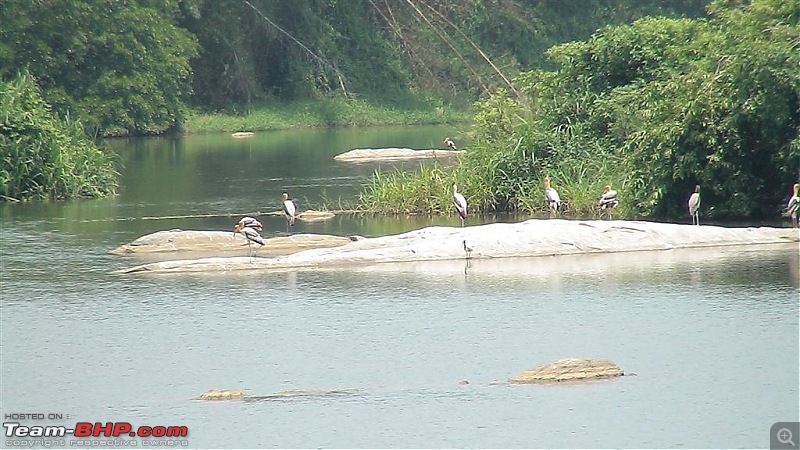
[[1, 72, 118, 201]]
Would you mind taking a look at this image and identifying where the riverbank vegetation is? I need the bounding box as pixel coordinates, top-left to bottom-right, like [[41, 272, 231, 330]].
[[0, 0, 740, 202], [361, 0, 800, 220], [184, 96, 472, 133], [0, 72, 118, 201], [1, 0, 707, 136]]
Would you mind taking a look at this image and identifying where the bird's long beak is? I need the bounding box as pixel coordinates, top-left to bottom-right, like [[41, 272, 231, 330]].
[[233, 223, 242, 235]]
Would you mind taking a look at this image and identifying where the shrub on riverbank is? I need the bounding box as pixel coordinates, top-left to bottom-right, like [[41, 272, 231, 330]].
[[1, 72, 118, 201]]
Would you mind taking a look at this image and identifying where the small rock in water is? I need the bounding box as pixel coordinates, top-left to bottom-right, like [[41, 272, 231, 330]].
[[508, 358, 624, 384], [193, 389, 245, 400]]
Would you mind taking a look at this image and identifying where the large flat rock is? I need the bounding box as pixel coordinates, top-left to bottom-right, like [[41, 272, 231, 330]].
[[113, 219, 798, 274], [111, 230, 352, 256], [334, 147, 463, 162]]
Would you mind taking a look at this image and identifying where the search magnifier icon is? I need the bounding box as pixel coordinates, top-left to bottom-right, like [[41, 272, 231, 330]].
[[778, 428, 796, 446]]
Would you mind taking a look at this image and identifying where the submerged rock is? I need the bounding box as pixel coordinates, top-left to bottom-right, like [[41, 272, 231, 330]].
[[296, 210, 336, 222], [509, 358, 624, 384], [113, 219, 798, 274], [193, 389, 245, 400], [111, 230, 352, 256], [193, 388, 359, 401], [334, 147, 463, 162]]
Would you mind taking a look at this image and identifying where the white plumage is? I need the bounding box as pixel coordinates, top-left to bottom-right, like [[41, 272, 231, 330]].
[[785, 183, 799, 228], [544, 176, 561, 217], [599, 185, 619, 210], [233, 217, 265, 256], [688, 185, 701, 226], [282, 192, 296, 229], [453, 183, 467, 227]]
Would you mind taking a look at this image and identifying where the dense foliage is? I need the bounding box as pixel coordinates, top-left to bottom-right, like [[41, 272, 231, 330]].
[[1, 72, 118, 201], [362, 0, 800, 220], [0, 0, 199, 136], [0, 0, 707, 131]]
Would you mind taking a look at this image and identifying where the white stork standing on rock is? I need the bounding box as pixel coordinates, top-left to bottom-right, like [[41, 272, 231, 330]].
[[688, 185, 701, 225], [544, 176, 561, 218], [784, 183, 799, 228], [453, 183, 467, 227], [233, 217, 265, 257], [281, 192, 296, 232], [598, 185, 619, 219]]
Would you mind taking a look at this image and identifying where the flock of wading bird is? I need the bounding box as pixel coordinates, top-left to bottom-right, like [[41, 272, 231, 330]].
[[230, 139, 800, 257]]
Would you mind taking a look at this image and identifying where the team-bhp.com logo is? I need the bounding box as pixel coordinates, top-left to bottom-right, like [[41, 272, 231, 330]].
[[4, 421, 189, 447]]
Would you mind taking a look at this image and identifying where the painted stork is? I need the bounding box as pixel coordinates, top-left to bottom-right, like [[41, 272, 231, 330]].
[[598, 185, 619, 219], [444, 137, 457, 151], [544, 176, 561, 218], [233, 217, 265, 256], [238, 216, 263, 231], [688, 185, 701, 225], [784, 183, 799, 228], [453, 183, 468, 227], [281, 192, 296, 231]]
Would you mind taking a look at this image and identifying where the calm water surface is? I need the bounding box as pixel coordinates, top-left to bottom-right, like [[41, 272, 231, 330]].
[[1, 126, 798, 449]]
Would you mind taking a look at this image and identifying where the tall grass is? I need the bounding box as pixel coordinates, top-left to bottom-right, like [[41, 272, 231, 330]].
[[360, 141, 635, 219], [1, 72, 118, 201], [360, 163, 453, 214]]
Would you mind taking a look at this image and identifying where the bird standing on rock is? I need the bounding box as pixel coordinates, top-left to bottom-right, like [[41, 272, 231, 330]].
[[462, 240, 473, 260], [544, 176, 561, 218], [282, 192, 296, 232], [785, 183, 799, 228], [233, 217, 265, 257], [688, 185, 701, 225], [598, 185, 619, 219], [453, 183, 468, 227], [443, 137, 457, 151]]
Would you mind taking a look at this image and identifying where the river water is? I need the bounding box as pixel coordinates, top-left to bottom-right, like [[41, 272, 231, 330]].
[[1, 125, 798, 449]]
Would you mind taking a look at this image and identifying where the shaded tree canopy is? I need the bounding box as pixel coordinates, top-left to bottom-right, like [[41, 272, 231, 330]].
[[0, 0, 199, 135], [1, 0, 708, 134]]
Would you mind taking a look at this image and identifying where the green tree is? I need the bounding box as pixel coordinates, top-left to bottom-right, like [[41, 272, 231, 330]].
[[0, 0, 199, 135]]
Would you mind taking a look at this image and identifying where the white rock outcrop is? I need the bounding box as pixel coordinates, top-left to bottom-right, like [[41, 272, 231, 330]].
[[113, 219, 798, 274], [111, 230, 352, 255], [334, 147, 463, 162]]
